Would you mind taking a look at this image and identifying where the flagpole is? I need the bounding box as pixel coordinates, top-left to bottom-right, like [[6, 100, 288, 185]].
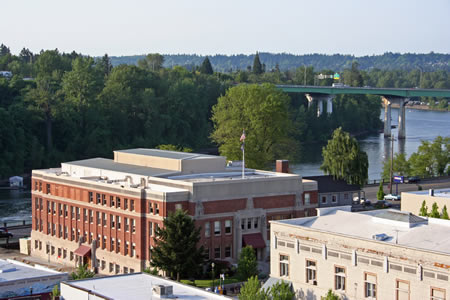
[[242, 143, 245, 179]]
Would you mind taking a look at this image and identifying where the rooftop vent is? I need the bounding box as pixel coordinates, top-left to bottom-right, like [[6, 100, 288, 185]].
[[429, 189, 434, 196], [153, 285, 173, 298], [372, 233, 390, 241]]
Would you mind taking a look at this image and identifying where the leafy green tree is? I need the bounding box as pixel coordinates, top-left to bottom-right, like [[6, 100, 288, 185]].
[[253, 53, 263, 75], [409, 136, 450, 177], [270, 280, 295, 300], [320, 127, 368, 186], [137, 53, 164, 71], [429, 202, 441, 218], [51, 284, 60, 300], [419, 200, 428, 217], [381, 153, 411, 180], [377, 182, 385, 200], [238, 276, 268, 300], [150, 210, 205, 281], [237, 246, 258, 281], [70, 264, 95, 280], [199, 57, 213, 75], [211, 84, 294, 169], [442, 205, 449, 220], [321, 289, 339, 300], [156, 144, 193, 153]]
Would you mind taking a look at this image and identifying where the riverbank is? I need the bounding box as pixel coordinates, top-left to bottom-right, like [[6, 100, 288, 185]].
[[390, 103, 449, 111]]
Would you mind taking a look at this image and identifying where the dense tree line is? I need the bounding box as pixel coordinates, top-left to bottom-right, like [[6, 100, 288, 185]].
[[0, 44, 448, 178], [109, 52, 450, 73]]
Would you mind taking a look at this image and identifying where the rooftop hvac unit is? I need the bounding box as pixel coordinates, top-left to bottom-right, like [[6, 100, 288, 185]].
[[153, 285, 173, 298]]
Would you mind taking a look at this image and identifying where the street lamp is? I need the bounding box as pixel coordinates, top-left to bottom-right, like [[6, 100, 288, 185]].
[[389, 134, 396, 194], [211, 262, 215, 292]]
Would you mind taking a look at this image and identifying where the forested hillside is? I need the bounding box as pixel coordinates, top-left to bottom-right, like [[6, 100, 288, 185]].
[[0, 43, 448, 178], [110, 52, 450, 72]]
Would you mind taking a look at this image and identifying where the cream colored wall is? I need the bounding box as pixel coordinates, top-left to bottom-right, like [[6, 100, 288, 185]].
[[401, 192, 450, 216], [301, 179, 318, 192], [181, 157, 226, 174], [114, 151, 181, 171], [270, 222, 450, 300]]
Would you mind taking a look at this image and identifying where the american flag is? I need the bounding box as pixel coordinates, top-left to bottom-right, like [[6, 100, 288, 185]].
[[240, 129, 246, 142]]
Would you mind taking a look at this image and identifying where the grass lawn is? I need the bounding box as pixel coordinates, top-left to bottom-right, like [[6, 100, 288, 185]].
[[181, 277, 241, 288]]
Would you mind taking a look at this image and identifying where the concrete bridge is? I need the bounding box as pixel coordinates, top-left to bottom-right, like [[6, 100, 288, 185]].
[[276, 85, 450, 139]]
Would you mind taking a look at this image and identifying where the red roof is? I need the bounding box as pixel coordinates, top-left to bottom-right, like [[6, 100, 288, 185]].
[[74, 245, 91, 257], [242, 233, 266, 249]]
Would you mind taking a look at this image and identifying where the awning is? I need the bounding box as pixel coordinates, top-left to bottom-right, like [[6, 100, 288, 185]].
[[242, 233, 266, 249], [74, 245, 91, 257]]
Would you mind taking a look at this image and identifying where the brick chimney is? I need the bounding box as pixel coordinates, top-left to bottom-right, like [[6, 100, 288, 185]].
[[276, 160, 289, 173]]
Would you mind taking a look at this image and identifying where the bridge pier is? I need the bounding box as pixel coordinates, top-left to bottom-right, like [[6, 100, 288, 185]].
[[306, 94, 335, 117], [381, 96, 409, 139]]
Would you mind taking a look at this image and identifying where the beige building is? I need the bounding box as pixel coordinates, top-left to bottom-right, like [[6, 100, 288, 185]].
[[268, 207, 450, 300], [401, 188, 450, 216]]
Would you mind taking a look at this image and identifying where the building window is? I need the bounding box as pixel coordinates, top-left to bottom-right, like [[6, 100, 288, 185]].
[[89, 192, 93, 203], [46, 184, 51, 194], [96, 193, 101, 204], [111, 238, 115, 251], [64, 204, 68, 217], [225, 220, 232, 234], [115, 264, 120, 274], [149, 202, 153, 213], [306, 260, 317, 285], [364, 273, 377, 298], [155, 203, 159, 215], [63, 249, 67, 259], [332, 194, 337, 203], [83, 208, 87, 222], [124, 267, 128, 274], [71, 206, 75, 219], [58, 224, 62, 237], [431, 287, 446, 300], [124, 198, 128, 210], [254, 217, 258, 229], [335, 266, 346, 291], [109, 262, 114, 273], [101, 260, 106, 270], [70, 251, 74, 261], [214, 247, 221, 259], [205, 247, 210, 260], [116, 197, 121, 208], [396, 280, 410, 300], [280, 255, 289, 277], [130, 268, 134, 273], [241, 218, 245, 230], [39, 198, 43, 210], [204, 222, 210, 237], [58, 203, 62, 216], [51, 246, 55, 255], [321, 196, 327, 204], [155, 223, 159, 234], [149, 222, 153, 237], [175, 203, 182, 211], [225, 246, 232, 258], [132, 243, 136, 257], [125, 242, 129, 255], [64, 226, 68, 239], [47, 200, 50, 213], [117, 239, 121, 253], [103, 213, 107, 226], [111, 214, 115, 228], [214, 221, 221, 235], [110, 196, 115, 207], [130, 199, 135, 211], [102, 194, 106, 205], [96, 212, 101, 225], [305, 193, 310, 205], [71, 229, 75, 241], [344, 193, 348, 200], [131, 219, 136, 233], [76, 207, 80, 220], [125, 218, 129, 232], [117, 216, 121, 230], [247, 218, 252, 229]]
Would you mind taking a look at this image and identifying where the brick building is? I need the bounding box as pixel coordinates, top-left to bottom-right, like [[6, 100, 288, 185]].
[[31, 149, 318, 275]]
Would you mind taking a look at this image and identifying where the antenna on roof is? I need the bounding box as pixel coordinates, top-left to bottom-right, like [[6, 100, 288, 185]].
[[393, 229, 400, 244]]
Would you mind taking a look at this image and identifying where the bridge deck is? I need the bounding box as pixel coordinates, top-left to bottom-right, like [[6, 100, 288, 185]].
[[276, 85, 450, 98]]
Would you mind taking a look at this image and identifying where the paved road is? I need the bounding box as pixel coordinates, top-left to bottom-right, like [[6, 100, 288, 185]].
[[363, 177, 450, 204], [0, 225, 31, 246]]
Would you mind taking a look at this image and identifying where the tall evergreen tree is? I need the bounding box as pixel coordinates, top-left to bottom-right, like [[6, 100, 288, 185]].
[[150, 210, 205, 281], [429, 202, 441, 218], [377, 182, 385, 200], [199, 56, 213, 74], [253, 53, 263, 75], [442, 205, 449, 220]]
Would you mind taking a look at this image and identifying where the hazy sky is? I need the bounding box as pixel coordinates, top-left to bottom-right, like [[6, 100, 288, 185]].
[[2, 0, 449, 57]]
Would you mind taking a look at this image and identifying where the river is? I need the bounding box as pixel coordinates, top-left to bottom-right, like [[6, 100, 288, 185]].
[[0, 108, 449, 223]]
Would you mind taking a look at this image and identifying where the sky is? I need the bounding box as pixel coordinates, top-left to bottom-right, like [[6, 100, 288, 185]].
[[2, 0, 450, 57]]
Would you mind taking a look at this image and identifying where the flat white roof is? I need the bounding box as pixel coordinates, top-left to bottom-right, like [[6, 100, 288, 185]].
[[115, 148, 221, 160], [405, 188, 450, 198], [63, 273, 231, 300], [0, 259, 64, 282], [276, 209, 450, 255]]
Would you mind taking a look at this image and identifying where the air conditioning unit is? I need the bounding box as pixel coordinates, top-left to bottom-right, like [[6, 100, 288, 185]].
[[153, 285, 173, 298]]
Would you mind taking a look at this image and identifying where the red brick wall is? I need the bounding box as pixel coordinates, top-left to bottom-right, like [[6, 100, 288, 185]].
[[253, 195, 295, 209], [203, 198, 246, 214]]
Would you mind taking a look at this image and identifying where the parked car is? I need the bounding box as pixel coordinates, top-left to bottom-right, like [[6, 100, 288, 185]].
[[376, 200, 392, 208], [407, 176, 420, 184], [0, 228, 13, 238], [384, 194, 401, 201], [360, 198, 371, 206]]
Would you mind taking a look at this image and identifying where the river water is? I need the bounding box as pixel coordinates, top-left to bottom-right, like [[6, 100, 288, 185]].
[[0, 108, 449, 223]]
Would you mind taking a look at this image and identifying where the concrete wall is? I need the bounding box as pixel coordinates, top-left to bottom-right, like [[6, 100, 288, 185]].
[[270, 222, 450, 300], [401, 191, 450, 216]]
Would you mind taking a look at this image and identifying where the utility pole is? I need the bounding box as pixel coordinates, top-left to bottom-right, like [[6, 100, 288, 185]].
[[389, 134, 395, 194]]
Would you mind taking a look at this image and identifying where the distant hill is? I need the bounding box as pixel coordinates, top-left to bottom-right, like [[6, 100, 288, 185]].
[[109, 52, 450, 72]]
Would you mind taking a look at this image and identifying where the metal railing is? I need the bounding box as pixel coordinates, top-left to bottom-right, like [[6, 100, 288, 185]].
[[2, 220, 32, 228]]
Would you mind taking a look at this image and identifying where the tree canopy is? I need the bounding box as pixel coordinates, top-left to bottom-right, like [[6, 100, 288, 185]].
[[237, 245, 258, 281], [211, 83, 295, 169], [320, 127, 369, 186], [150, 209, 205, 281], [199, 57, 214, 75], [253, 53, 263, 75]]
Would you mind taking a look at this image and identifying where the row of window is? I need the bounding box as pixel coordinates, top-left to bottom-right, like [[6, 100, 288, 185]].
[[34, 240, 136, 274], [279, 255, 446, 300], [204, 220, 232, 237], [205, 245, 232, 260]]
